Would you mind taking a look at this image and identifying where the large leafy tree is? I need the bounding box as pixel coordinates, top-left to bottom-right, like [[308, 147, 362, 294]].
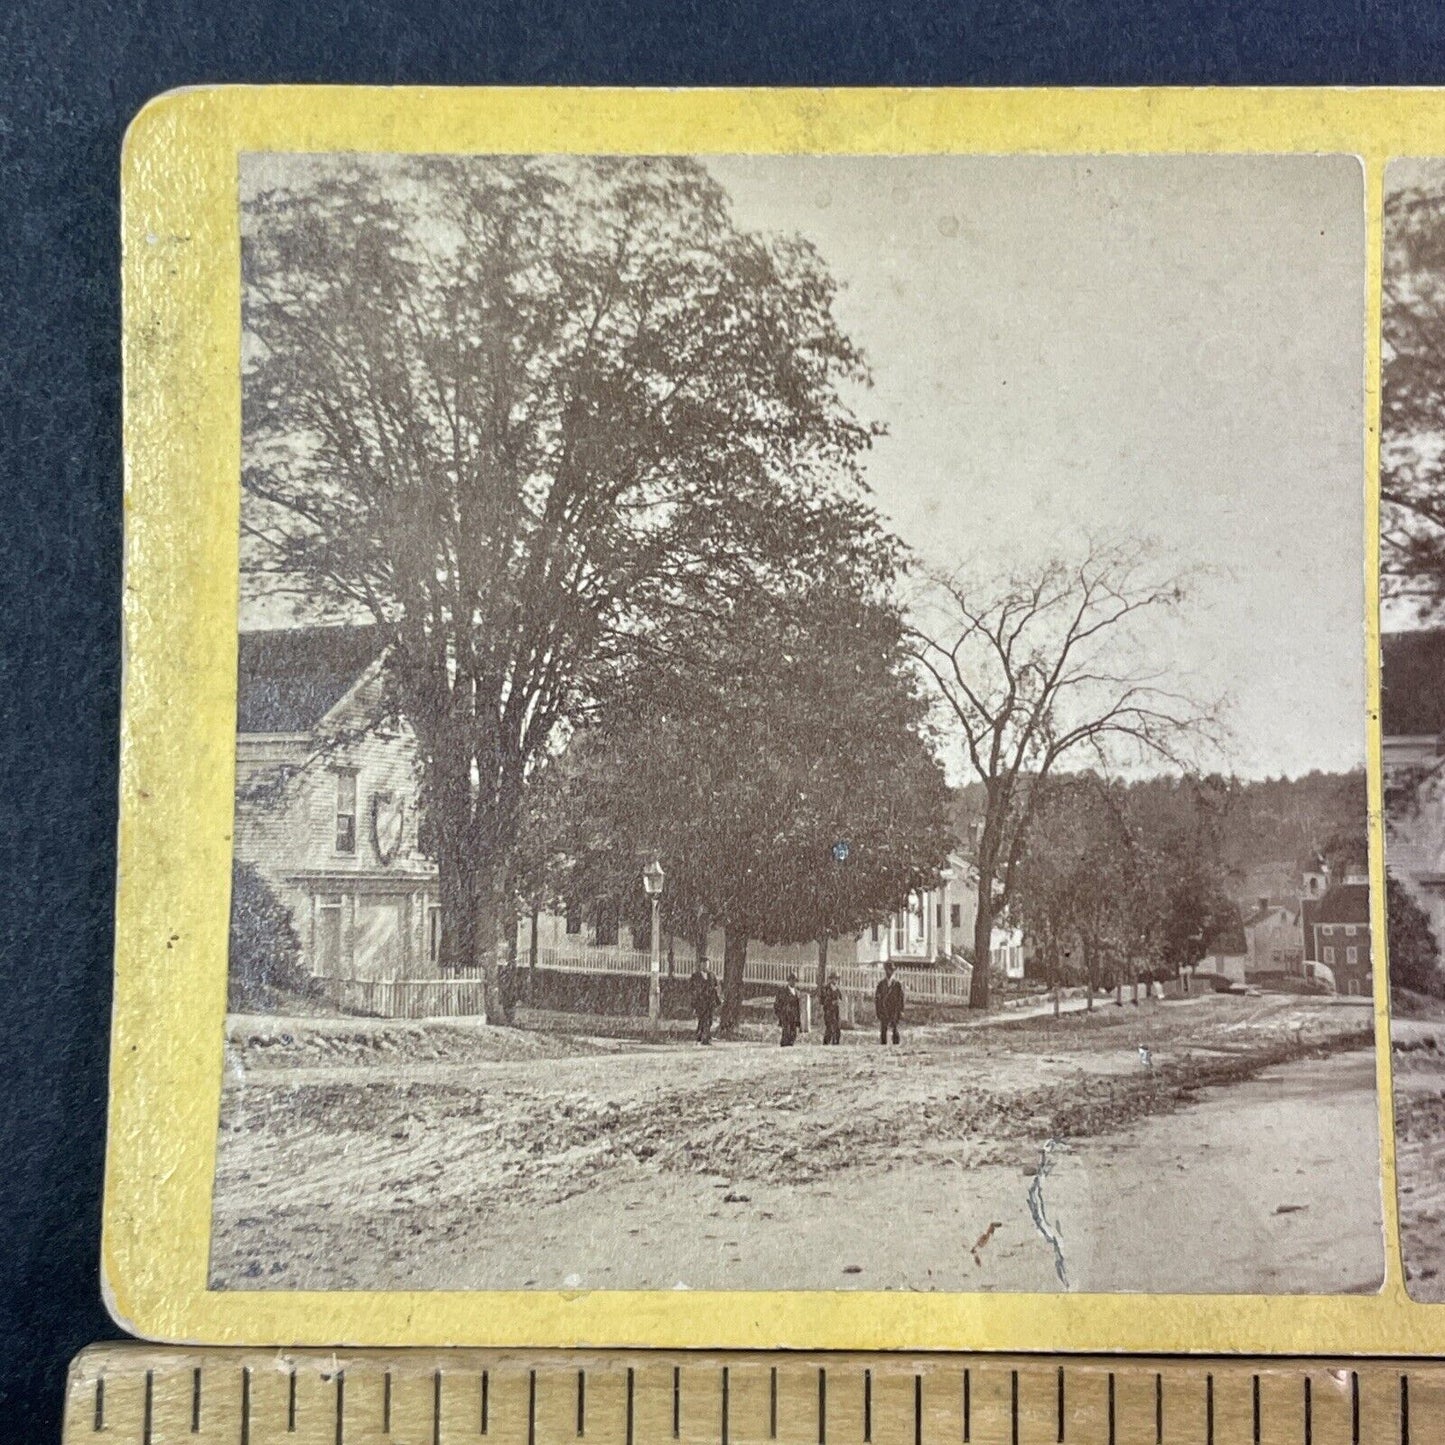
[[241, 155, 880, 1016], [555, 579, 954, 1031], [1383, 182, 1445, 614]]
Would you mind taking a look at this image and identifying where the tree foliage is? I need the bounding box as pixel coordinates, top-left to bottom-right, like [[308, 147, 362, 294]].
[[241, 154, 883, 1013], [551, 579, 954, 1030], [1383, 182, 1445, 614], [228, 861, 308, 1012], [1388, 871, 1445, 999]]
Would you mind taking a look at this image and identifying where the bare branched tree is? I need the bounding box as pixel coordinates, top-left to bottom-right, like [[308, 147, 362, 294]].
[[907, 540, 1224, 1008]]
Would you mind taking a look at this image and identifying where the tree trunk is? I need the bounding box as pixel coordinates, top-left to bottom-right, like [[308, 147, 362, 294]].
[[817, 935, 830, 989], [970, 893, 993, 1009], [527, 903, 540, 1005], [436, 828, 508, 1024], [1084, 939, 1095, 1011], [720, 927, 748, 1034]]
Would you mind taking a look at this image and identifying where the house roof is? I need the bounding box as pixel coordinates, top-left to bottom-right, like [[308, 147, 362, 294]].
[[1313, 882, 1370, 925], [1243, 903, 1296, 929], [1382, 629, 1445, 737], [236, 626, 384, 733]]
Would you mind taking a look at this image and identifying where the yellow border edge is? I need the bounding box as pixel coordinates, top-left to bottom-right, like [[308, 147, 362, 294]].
[[110, 84, 1435, 1350]]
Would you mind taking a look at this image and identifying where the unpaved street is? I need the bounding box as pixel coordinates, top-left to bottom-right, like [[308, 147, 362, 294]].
[[210, 995, 1382, 1294]]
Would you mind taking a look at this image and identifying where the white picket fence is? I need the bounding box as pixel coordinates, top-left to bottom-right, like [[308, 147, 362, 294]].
[[323, 947, 972, 1018], [324, 975, 490, 1019]]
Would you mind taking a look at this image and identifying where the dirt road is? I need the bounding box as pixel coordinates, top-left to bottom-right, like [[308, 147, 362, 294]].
[[210, 995, 1382, 1294]]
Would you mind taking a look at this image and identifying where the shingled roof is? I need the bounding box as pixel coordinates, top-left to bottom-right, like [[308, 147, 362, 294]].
[[1313, 881, 1370, 926], [236, 627, 384, 734], [1382, 629, 1445, 737]]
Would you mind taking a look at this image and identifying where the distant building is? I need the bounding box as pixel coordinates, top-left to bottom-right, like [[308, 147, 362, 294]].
[[1241, 898, 1305, 977], [1311, 881, 1372, 996], [1198, 910, 1249, 984]]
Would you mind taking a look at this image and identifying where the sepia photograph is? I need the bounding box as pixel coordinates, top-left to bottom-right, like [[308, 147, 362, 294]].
[[1379, 157, 1445, 1303], [209, 151, 1379, 1296]]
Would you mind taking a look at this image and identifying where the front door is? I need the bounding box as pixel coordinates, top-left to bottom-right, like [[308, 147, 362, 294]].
[[353, 897, 403, 981]]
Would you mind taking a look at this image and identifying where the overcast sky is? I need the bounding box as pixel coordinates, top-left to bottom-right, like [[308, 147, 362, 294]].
[[707, 154, 1367, 779]]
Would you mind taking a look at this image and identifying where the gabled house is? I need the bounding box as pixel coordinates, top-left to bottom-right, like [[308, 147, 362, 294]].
[[234, 627, 441, 983], [1241, 897, 1305, 977], [1198, 911, 1249, 984], [1311, 881, 1372, 996]]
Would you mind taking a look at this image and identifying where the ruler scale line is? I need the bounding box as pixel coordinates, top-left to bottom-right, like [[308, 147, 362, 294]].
[[60, 1348, 1445, 1444]]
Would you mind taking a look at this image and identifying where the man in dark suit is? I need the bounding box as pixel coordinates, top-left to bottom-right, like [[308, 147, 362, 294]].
[[690, 959, 722, 1044], [874, 961, 905, 1045], [819, 974, 843, 1045], [775, 972, 803, 1046]]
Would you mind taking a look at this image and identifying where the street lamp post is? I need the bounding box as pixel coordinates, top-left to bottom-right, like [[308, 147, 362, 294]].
[[643, 858, 665, 1026]]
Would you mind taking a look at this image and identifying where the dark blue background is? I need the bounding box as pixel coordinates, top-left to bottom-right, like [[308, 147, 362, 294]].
[[4, 1, 1445, 1437]]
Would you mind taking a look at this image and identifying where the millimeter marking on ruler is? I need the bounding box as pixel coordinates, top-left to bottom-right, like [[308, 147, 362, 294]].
[[63, 1345, 1445, 1444]]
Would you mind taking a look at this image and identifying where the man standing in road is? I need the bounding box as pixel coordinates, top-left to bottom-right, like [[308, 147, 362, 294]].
[[819, 973, 843, 1045], [875, 960, 905, 1045], [691, 958, 722, 1045], [775, 972, 803, 1047]]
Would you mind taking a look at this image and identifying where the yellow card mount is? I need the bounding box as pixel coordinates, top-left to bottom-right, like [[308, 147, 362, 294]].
[[64, 1345, 1440, 1444]]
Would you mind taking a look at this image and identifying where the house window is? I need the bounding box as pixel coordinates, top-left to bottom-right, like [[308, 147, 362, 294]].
[[565, 901, 582, 936], [334, 769, 358, 853], [1345, 924, 1357, 938], [950, 904, 962, 929], [1324, 946, 1336, 965], [427, 905, 442, 965], [936, 903, 943, 930], [870, 922, 880, 944], [1347, 946, 1358, 965], [892, 912, 907, 954]]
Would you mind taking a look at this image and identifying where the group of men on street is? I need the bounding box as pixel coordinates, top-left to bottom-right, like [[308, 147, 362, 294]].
[[688, 958, 907, 1047]]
